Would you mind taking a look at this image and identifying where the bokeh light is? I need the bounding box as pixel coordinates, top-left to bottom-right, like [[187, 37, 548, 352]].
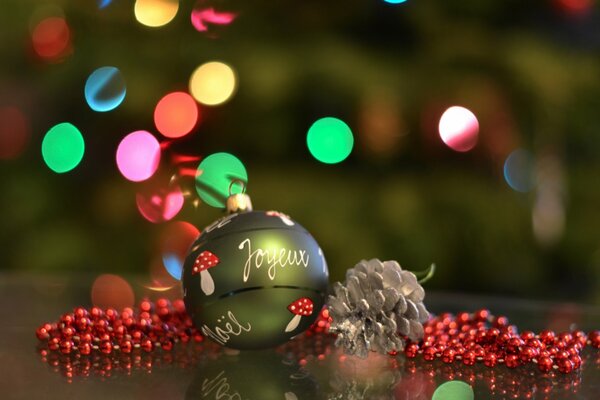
[[307, 117, 354, 164], [134, 0, 179, 28], [554, 0, 592, 15], [195, 152, 247, 208], [504, 149, 535, 193], [41, 122, 85, 173], [154, 92, 199, 138], [91, 274, 135, 310], [438, 106, 479, 152], [191, 3, 237, 35], [98, 0, 113, 9], [189, 61, 237, 106], [384, 0, 408, 4], [84, 66, 126, 112], [159, 221, 200, 281], [116, 130, 161, 182], [432, 381, 474, 400], [31, 17, 71, 61], [136, 181, 184, 223], [0, 106, 30, 160]]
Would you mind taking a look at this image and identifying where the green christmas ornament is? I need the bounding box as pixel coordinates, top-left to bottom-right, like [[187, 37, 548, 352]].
[[182, 193, 329, 350]]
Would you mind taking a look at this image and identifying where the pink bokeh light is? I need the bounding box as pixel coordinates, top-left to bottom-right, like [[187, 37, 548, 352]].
[[116, 130, 161, 182], [136, 183, 184, 223], [191, 8, 237, 33], [438, 106, 479, 152]]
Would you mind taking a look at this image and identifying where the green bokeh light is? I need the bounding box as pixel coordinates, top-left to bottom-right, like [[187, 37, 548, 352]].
[[432, 381, 474, 400], [195, 152, 248, 208], [41, 122, 85, 173], [306, 117, 353, 164]]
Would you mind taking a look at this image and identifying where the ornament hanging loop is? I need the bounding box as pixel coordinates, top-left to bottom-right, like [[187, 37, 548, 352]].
[[226, 179, 252, 214]]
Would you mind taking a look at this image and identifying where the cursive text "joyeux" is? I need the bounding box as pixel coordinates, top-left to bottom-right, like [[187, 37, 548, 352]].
[[238, 238, 309, 282]]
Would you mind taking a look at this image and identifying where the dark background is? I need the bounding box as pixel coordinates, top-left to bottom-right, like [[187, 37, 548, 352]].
[[1, 0, 599, 304]]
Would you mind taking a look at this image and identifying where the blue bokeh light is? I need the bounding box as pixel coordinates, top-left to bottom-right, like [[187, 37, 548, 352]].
[[84, 66, 126, 112], [162, 253, 183, 280], [384, 0, 408, 4], [504, 149, 535, 193], [98, 0, 112, 9]]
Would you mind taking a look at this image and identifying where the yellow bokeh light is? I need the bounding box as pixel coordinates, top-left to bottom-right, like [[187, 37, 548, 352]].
[[189, 61, 237, 106], [134, 0, 179, 28]]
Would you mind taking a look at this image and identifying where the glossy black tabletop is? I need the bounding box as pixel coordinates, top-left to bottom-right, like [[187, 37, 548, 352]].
[[1, 274, 599, 399]]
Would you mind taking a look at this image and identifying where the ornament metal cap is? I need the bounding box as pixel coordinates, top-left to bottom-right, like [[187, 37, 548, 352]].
[[225, 180, 252, 214], [226, 193, 253, 214]]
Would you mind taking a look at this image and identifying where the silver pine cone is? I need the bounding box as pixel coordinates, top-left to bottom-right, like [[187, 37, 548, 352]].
[[327, 259, 430, 358]]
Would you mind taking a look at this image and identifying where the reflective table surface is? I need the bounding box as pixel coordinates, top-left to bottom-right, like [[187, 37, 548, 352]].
[[1, 274, 599, 399]]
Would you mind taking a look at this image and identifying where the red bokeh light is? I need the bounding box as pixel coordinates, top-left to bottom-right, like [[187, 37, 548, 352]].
[[159, 221, 200, 259], [31, 17, 71, 60], [554, 0, 593, 15], [91, 274, 135, 310], [154, 92, 199, 138], [0, 106, 30, 159]]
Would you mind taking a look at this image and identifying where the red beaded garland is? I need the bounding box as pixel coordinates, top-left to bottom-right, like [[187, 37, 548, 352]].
[[36, 302, 598, 377], [401, 309, 597, 375]]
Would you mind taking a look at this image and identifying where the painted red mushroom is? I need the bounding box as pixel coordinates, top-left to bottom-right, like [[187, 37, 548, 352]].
[[266, 210, 295, 226], [285, 297, 314, 332], [191, 250, 220, 295]]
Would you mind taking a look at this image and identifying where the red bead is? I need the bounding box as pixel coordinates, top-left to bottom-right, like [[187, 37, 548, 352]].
[[473, 345, 485, 358], [79, 332, 93, 343], [36, 325, 51, 341], [558, 332, 572, 343], [405, 342, 419, 358], [61, 326, 75, 338], [442, 348, 456, 363], [60, 313, 74, 326], [520, 331, 535, 341], [90, 307, 103, 319], [506, 337, 524, 354], [462, 350, 476, 366], [539, 330, 555, 345], [571, 330, 587, 346], [520, 346, 538, 363], [474, 309, 490, 321], [538, 356, 553, 373], [557, 358, 573, 374], [457, 312, 470, 324], [105, 308, 118, 322], [569, 354, 581, 369], [99, 340, 112, 354], [75, 317, 90, 332], [494, 316, 509, 327], [119, 340, 133, 354], [78, 342, 92, 355], [526, 338, 543, 349], [484, 352, 497, 367], [505, 354, 520, 368], [141, 338, 154, 352], [487, 328, 500, 341], [59, 339, 73, 354], [423, 346, 436, 361], [160, 339, 173, 351], [589, 331, 600, 348], [48, 337, 60, 351]]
